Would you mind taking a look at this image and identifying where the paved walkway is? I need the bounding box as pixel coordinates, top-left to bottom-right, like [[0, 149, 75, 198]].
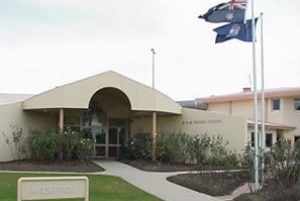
[[93, 160, 221, 201]]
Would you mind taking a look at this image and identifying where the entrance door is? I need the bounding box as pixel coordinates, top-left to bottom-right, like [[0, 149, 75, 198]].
[[108, 127, 127, 157], [80, 106, 108, 158], [80, 107, 128, 158], [107, 119, 128, 158], [90, 118, 128, 158]]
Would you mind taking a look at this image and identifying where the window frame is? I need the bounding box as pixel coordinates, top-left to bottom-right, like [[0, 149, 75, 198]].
[[294, 98, 300, 111], [265, 133, 273, 147], [272, 98, 280, 111], [251, 132, 273, 147]]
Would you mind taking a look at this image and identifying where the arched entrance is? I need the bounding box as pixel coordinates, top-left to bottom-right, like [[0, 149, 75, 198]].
[[80, 87, 131, 158]]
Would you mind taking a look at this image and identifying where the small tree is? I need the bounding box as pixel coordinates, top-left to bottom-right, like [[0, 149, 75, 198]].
[[1, 124, 25, 161], [265, 138, 300, 188]]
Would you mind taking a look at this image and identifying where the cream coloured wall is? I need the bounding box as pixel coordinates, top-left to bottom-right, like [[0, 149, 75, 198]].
[[0, 103, 58, 162], [275, 98, 300, 142], [232, 100, 254, 118], [131, 108, 248, 153], [207, 102, 231, 114], [207, 96, 300, 144], [266, 98, 283, 123], [208, 99, 265, 121], [0, 103, 24, 161]]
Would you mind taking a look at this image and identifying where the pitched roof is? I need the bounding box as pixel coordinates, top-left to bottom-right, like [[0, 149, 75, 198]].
[[0, 93, 33, 105], [23, 71, 182, 114], [198, 87, 300, 103]]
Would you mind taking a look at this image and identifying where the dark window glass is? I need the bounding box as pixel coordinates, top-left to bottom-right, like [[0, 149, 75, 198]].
[[272, 99, 280, 110], [251, 132, 260, 147], [266, 133, 273, 147], [294, 99, 300, 110], [251, 132, 254, 147]]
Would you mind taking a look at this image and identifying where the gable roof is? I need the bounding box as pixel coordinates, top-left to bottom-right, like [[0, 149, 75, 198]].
[[23, 71, 182, 114], [198, 87, 300, 103]]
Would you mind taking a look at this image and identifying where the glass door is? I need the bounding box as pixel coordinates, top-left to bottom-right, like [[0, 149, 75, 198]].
[[108, 119, 128, 158], [80, 106, 108, 157]]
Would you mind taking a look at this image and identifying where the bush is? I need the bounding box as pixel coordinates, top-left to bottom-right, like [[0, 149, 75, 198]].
[[124, 132, 240, 168], [125, 133, 152, 160], [265, 138, 300, 188], [60, 129, 93, 162], [27, 128, 93, 163], [1, 124, 26, 161], [27, 129, 59, 162], [155, 133, 180, 162]]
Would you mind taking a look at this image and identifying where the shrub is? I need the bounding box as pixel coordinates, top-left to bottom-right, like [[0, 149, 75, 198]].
[[27, 129, 59, 162], [124, 132, 240, 168], [155, 133, 179, 163], [1, 124, 26, 161], [27, 128, 93, 163], [265, 138, 300, 188], [75, 138, 94, 162], [125, 133, 152, 160]]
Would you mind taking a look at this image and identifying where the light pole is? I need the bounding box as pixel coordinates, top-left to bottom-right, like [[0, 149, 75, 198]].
[[151, 48, 155, 89], [150, 48, 157, 161]]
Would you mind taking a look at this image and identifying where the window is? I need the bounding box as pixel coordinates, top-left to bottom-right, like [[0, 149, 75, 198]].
[[272, 99, 280, 110], [295, 136, 300, 143], [266, 133, 273, 147], [294, 99, 300, 110], [251, 132, 255, 147], [251, 132, 273, 147], [251, 132, 259, 147]]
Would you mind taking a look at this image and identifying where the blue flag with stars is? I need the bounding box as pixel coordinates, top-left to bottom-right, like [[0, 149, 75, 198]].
[[213, 18, 258, 43], [199, 0, 247, 23]]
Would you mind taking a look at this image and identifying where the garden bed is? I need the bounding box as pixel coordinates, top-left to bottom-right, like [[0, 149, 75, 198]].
[[0, 159, 299, 201], [0, 159, 104, 172]]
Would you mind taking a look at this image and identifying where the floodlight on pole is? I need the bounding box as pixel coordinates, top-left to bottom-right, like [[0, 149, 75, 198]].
[[151, 48, 156, 89]]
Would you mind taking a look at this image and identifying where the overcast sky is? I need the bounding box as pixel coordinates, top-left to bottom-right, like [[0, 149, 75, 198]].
[[1, 0, 299, 100]]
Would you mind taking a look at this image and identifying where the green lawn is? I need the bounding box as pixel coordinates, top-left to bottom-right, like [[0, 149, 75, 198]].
[[0, 172, 163, 201]]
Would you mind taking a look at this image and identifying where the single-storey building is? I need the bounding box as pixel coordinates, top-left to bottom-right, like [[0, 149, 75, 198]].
[[1, 71, 297, 162]]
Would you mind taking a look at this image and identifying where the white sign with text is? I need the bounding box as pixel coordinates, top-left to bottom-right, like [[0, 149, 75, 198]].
[[17, 176, 89, 201]]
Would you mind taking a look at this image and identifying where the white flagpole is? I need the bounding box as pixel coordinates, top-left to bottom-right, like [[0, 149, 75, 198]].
[[250, 0, 260, 191], [244, 0, 249, 24], [260, 12, 265, 185]]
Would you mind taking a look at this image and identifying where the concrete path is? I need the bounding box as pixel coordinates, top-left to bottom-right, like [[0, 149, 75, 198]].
[[93, 160, 221, 201]]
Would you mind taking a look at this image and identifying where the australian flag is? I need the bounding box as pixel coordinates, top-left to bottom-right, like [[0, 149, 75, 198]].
[[213, 18, 258, 43], [199, 0, 247, 23]]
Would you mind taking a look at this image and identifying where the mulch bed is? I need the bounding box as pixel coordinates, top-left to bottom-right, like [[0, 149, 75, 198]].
[[168, 171, 250, 196], [0, 160, 104, 172], [234, 181, 300, 201]]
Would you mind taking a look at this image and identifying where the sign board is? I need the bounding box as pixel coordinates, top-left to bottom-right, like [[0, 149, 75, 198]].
[[17, 176, 89, 201]]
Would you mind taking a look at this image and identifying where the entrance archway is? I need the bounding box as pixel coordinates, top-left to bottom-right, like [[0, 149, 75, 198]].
[[80, 87, 131, 158]]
